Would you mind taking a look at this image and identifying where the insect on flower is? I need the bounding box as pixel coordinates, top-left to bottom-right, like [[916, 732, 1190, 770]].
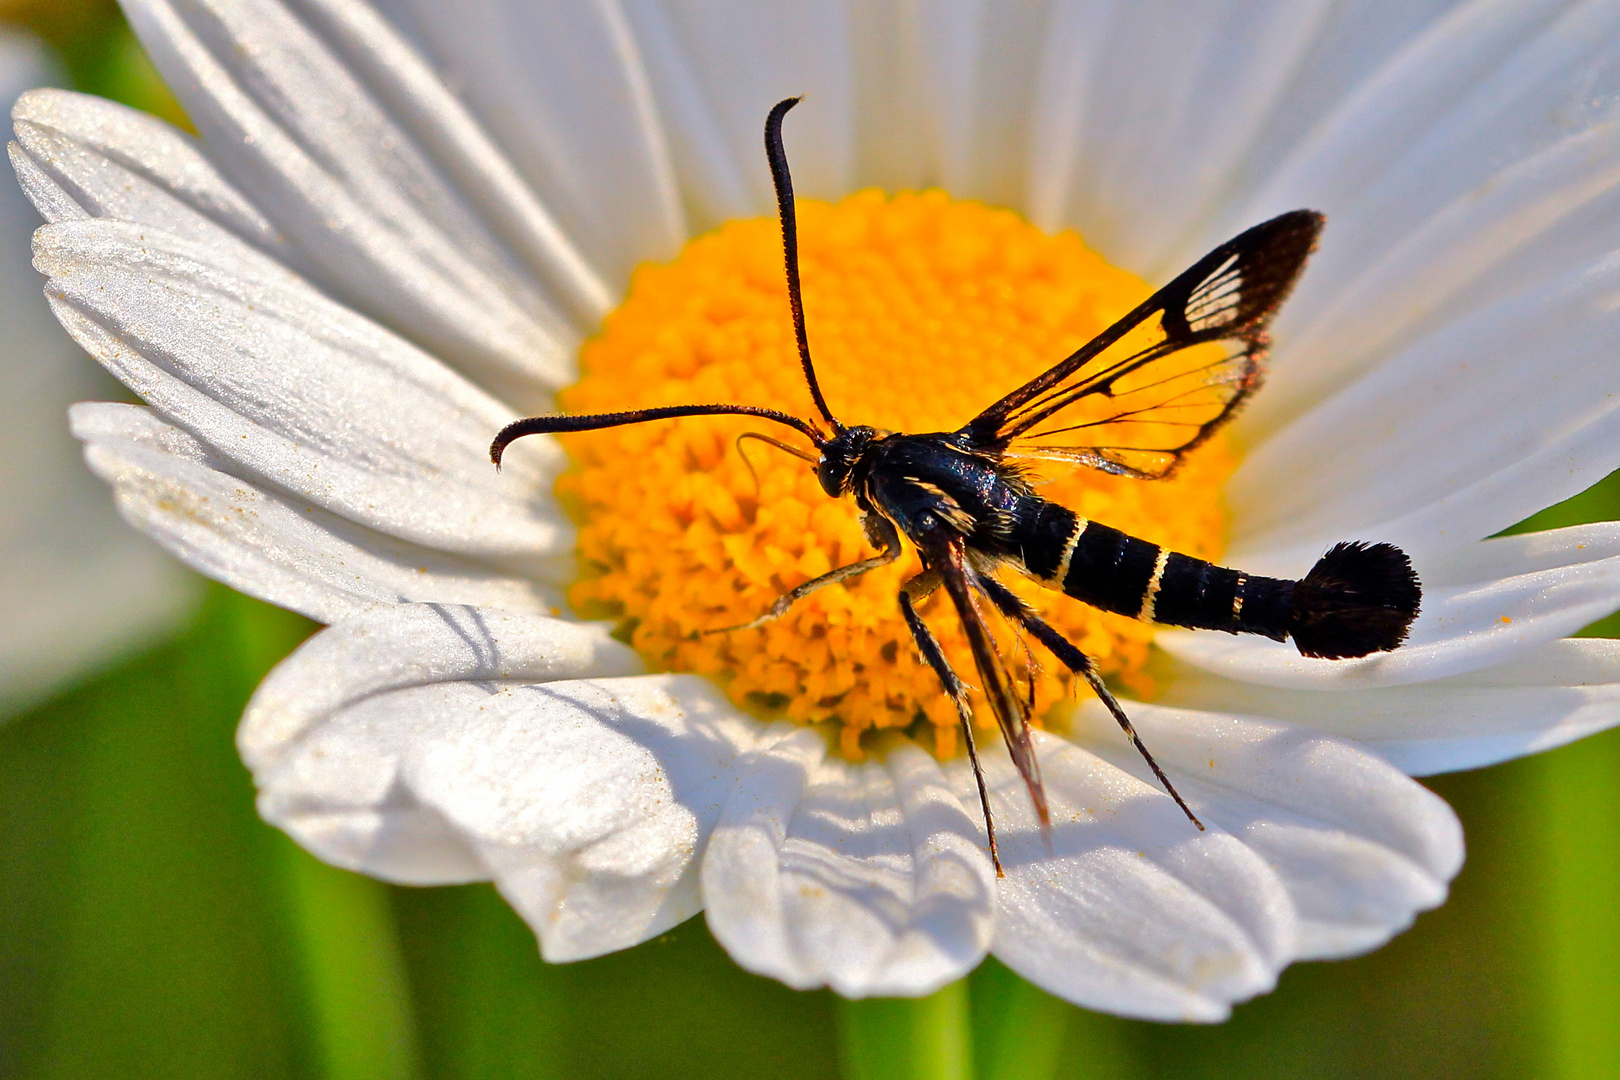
[[492, 98, 1423, 875]]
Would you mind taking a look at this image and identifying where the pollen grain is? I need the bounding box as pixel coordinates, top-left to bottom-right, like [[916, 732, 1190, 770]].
[[555, 190, 1233, 760]]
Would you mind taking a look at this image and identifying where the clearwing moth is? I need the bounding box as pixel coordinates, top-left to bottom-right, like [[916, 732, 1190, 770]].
[[492, 98, 1421, 874]]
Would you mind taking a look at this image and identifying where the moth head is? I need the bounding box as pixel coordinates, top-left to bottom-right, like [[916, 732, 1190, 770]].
[[817, 425, 878, 497]]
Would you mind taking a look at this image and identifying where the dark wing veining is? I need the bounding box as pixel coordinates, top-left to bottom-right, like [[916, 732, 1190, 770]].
[[960, 210, 1324, 479]]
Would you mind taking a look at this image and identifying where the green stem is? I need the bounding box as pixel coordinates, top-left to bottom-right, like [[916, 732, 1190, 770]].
[[971, 961, 1073, 1080], [394, 884, 566, 1080], [34, 599, 302, 1080], [1514, 469, 1620, 1080], [219, 589, 424, 1080], [839, 982, 974, 1080], [1535, 729, 1620, 1080], [274, 837, 425, 1080]]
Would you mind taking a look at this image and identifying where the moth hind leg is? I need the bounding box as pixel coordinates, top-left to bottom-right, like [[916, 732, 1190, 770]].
[[976, 575, 1205, 832], [898, 570, 1005, 877]]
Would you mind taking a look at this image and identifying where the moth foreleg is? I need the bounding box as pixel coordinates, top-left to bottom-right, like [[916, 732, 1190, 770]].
[[899, 570, 1004, 877], [707, 513, 901, 633], [975, 574, 1205, 832]]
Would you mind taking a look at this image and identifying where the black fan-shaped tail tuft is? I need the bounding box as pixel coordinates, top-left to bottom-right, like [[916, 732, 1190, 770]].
[[1290, 541, 1421, 659]]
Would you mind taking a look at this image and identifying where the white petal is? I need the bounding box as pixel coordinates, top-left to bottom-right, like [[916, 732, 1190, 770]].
[[1164, 637, 1620, 776], [1026, 0, 1125, 232], [1235, 0, 1574, 231], [635, 0, 856, 209], [838, 0, 941, 195], [697, 728, 827, 982], [1030, 0, 1337, 277], [1231, 254, 1620, 561], [616, 0, 754, 229], [703, 733, 996, 998], [1029, 1, 1620, 563], [1422, 522, 1620, 587], [0, 33, 195, 711], [924, 0, 1058, 211], [381, 0, 685, 282], [980, 731, 1291, 1023], [1245, 115, 1620, 447], [1247, 0, 1620, 341], [34, 218, 570, 566], [1165, 525, 1620, 689], [1032, 0, 1472, 273], [1236, 410, 1620, 577], [246, 604, 587, 881], [1065, 701, 1462, 962], [241, 603, 640, 766], [396, 675, 743, 961], [286, 0, 615, 318], [124, 0, 595, 403], [73, 403, 559, 623], [1221, 0, 1470, 224], [1231, 2, 1620, 500], [243, 603, 766, 959], [10, 88, 302, 270]]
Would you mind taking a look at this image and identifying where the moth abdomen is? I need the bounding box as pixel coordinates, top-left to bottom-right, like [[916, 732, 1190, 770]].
[[1021, 508, 1420, 658], [1151, 552, 1292, 641], [1058, 521, 1166, 619], [1054, 521, 1292, 640]]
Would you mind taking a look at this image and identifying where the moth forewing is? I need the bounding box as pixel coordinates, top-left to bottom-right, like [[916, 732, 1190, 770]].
[[961, 210, 1323, 480]]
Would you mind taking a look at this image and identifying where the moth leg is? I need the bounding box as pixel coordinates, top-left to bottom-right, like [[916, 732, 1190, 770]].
[[975, 574, 1205, 832], [708, 513, 901, 633], [899, 569, 1004, 877]]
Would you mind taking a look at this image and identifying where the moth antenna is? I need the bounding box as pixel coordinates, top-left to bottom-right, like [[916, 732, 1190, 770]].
[[491, 404, 826, 468], [765, 97, 842, 434]]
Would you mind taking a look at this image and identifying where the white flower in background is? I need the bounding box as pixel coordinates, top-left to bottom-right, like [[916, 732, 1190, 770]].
[[12, 0, 1620, 1021], [0, 27, 192, 715]]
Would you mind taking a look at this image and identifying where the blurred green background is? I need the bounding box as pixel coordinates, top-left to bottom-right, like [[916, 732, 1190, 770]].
[[3, 4, 1619, 1079]]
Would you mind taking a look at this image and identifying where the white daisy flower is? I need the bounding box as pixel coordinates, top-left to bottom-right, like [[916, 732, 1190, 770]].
[[12, 0, 1620, 1022], [0, 26, 191, 714]]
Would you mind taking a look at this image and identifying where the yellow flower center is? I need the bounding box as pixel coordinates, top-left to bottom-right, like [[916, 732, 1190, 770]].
[[556, 190, 1233, 760]]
